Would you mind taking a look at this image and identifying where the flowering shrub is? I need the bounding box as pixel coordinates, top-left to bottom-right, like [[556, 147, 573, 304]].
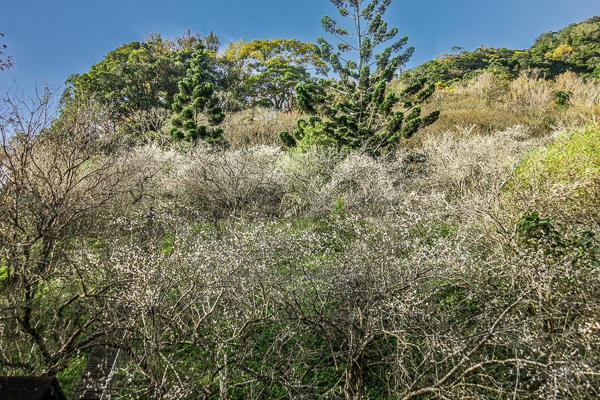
[[1, 89, 599, 399]]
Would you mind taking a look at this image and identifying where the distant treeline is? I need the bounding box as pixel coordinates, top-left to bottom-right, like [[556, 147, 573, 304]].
[[400, 16, 600, 85]]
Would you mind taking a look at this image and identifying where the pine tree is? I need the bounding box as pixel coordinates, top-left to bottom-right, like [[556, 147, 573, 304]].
[[170, 43, 225, 143], [279, 0, 439, 154]]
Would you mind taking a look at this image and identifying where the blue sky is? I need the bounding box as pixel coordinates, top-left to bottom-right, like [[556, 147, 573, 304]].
[[1, 0, 599, 89]]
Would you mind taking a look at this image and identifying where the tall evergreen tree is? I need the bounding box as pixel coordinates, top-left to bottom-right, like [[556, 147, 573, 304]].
[[279, 0, 439, 154], [170, 43, 225, 143]]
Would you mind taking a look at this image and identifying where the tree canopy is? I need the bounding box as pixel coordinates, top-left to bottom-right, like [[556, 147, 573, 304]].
[[63, 30, 223, 128], [246, 62, 311, 110], [220, 38, 328, 82], [401, 15, 600, 85], [65, 41, 197, 122], [219, 38, 328, 108]]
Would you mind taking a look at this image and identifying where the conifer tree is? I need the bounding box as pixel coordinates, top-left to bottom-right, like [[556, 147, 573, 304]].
[[279, 0, 439, 154], [170, 43, 225, 143]]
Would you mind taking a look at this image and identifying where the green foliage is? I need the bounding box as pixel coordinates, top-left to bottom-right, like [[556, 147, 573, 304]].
[[554, 89, 572, 107], [529, 16, 600, 77], [331, 195, 346, 219], [401, 16, 600, 85], [518, 211, 600, 267], [400, 45, 529, 85], [245, 62, 311, 109], [160, 233, 175, 256], [0, 257, 7, 288], [279, 0, 439, 154], [169, 43, 225, 143], [219, 38, 327, 109], [202, 31, 222, 53], [56, 352, 88, 398], [63, 30, 228, 139], [515, 125, 600, 185], [506, 125, 600, 225], [65, 41, 196, 125]]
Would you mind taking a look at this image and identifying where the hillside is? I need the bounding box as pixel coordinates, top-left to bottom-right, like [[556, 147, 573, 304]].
[[400, 16, 600, 85], [1, 4, 600, 399]]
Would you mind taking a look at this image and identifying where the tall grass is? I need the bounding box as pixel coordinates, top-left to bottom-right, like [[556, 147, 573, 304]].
[[420, 71, 600, 137]]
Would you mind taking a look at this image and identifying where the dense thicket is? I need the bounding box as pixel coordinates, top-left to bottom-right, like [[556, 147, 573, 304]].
[[2, 66, 599, 399], [2, 5, 600, 400]]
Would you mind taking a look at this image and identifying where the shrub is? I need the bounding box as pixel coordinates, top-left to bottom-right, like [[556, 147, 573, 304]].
[[168, 144, 283, 218], [4, 72, 600, 398], [507, 124, 600, 226]]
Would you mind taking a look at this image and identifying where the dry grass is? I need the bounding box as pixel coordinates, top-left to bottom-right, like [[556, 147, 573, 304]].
[[221, 107, 301, 147], [419, 71, 600, 138], [555, 71, 600, 108], [507, 70, 555, 112]]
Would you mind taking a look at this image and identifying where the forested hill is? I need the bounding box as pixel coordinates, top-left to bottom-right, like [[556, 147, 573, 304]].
[[400, 15, 600, 85]]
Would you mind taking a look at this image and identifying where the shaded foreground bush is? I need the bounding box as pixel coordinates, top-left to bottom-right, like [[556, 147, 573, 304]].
[[1, 89, 599, 399]]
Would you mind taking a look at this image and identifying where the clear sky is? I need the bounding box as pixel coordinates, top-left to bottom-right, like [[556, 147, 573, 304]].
[[1, 0, 599, 89]]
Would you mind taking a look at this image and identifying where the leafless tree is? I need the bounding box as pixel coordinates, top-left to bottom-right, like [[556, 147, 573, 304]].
[[0, 89, 153, 376], [0, 33, 14, 71]]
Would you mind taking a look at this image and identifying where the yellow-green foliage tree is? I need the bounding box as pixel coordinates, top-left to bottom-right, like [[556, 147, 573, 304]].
[[219, 38, 329, 108], [221, 38, 328, 84]]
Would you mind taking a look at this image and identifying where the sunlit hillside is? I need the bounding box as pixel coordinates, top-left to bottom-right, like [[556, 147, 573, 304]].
[[1, 5, 599, 399]]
